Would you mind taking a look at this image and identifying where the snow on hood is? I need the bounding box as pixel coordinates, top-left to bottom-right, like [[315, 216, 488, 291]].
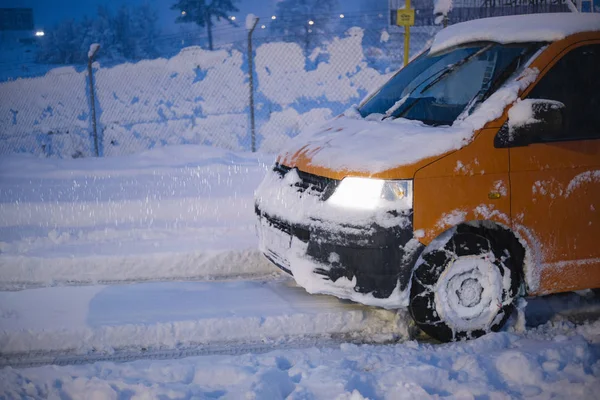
[[431, 13, 600, 54], [279, 115, 472, 175]]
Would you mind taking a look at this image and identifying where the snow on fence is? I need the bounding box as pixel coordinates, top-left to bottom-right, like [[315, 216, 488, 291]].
[[0, 27, 436, 158], [0, 67, 92, 158]]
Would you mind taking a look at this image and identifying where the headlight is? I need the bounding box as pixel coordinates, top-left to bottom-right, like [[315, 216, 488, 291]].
[[327, 177, 412, 210]]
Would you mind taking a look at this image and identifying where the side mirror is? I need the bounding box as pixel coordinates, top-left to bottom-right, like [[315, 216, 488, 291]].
[[495, 99, 565, 148]]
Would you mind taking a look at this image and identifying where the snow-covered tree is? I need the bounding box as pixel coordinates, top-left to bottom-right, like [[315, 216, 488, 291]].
[[36, 4, 161, 64], [131, 3, 160, 59], [171, 0, 239, 51], [37, 19, 82, 64], [269, 0, 339, 53]]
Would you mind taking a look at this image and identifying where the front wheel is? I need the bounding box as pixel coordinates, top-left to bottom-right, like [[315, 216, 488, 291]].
[[408, 230, 521, 342]]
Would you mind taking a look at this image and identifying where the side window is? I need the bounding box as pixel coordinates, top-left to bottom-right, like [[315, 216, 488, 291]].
[[526, 44, 600, 141]]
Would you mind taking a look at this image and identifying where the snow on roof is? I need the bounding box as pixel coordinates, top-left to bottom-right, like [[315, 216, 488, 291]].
[[430, 13, 600, 54]]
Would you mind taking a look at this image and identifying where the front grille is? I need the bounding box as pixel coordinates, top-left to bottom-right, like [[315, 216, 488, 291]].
[[274, 163, 338, 200], [263, 211, 292, 235], [259, 210, 311, 243]]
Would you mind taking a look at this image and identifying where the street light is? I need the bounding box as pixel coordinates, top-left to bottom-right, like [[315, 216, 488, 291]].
[[230, 16, 236, 21], [35, 30, 44, 37], [308, 20, 314, 25], [181, 11, 186, 16], [261, 25, 265, 29], [340, 14, 344, 18], [271, 15, 276, 20]]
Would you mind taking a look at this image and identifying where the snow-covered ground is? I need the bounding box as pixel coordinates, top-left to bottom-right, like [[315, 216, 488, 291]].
[[0, 279, 404, 366], [0, 145, 275, 289], [1, 145, 600, 398], [1, 316, 600, 398]]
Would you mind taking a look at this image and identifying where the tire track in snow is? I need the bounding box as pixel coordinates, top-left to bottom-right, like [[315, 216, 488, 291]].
[[0, 334, 404, 369], [0, 279, 410, 368]]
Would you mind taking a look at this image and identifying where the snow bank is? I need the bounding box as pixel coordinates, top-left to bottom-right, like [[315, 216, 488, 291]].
[[95, 46, 249, 155], [0, 67, 92, 158], [0, 280, 402, 356], [0, 29, 393, 158], [255, 28, 389, 107], [0, 145, 276, 288]]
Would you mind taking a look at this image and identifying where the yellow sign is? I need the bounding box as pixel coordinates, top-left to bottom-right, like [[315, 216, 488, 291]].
[[396, 9, 415, 27]]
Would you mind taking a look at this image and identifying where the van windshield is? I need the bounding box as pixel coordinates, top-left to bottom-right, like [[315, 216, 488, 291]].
[[358, 42, 542, 126]]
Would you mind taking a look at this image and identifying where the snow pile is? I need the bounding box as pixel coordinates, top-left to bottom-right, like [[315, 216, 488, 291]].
[[0, 67, 91, 158], [2, 320, 599, 398], [0, 29, 393, 158], [258, 108, 333, 154], [431, 13, 600, 54], [96, 46, 249, 156], [255, 28, 388, 107], [0, 145, 275, 288], [253, 28, 391, 152]]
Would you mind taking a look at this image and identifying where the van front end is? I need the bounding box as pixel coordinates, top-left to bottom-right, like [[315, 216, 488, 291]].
[[255, 163, 424, 308]]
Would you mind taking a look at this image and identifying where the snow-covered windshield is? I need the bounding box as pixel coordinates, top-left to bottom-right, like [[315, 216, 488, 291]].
[[359, 42, 542, 126]]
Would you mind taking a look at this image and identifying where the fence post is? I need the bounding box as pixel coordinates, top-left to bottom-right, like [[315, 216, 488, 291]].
[[87, 44, 100, 157], [247, 17, 259, 153]]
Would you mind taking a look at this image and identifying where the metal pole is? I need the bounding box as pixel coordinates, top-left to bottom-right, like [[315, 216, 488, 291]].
[[247, 17, 259, 153], [403, 0, 411, 67], [87, 45, 100, 157]]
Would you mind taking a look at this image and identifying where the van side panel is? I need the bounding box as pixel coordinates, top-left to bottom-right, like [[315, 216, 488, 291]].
[[413, 129, 511, 245], [510, 142, 600, 296], [508, 36, 600, 295]]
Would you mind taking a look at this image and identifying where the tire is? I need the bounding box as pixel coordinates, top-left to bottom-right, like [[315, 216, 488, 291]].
[[408, 230, 522, 342]]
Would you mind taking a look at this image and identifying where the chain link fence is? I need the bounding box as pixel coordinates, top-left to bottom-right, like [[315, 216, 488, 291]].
[[1, 23, 435, 157], [0, 4, 577, 158]]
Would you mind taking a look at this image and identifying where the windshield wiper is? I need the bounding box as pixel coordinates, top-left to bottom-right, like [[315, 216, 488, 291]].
[[385, 45, 493, 120], [383, 66, 448, 118], [419, 44, 494, 95]]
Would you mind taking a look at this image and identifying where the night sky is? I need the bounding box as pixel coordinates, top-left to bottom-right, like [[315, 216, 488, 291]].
[[1, 0, 365, 33]]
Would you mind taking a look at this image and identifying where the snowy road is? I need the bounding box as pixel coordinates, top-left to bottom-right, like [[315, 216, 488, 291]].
[[0, 146, 275, 289], [1, 285, 600, 399], [2, 275, 600, 369], [0, 278, 406, 368]]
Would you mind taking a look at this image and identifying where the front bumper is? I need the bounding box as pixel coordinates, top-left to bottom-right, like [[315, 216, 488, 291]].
[[256, 206, 424, 302]]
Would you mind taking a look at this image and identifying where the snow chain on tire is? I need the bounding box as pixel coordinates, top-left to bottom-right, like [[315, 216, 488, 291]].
[[408, 231, 521, 342]]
